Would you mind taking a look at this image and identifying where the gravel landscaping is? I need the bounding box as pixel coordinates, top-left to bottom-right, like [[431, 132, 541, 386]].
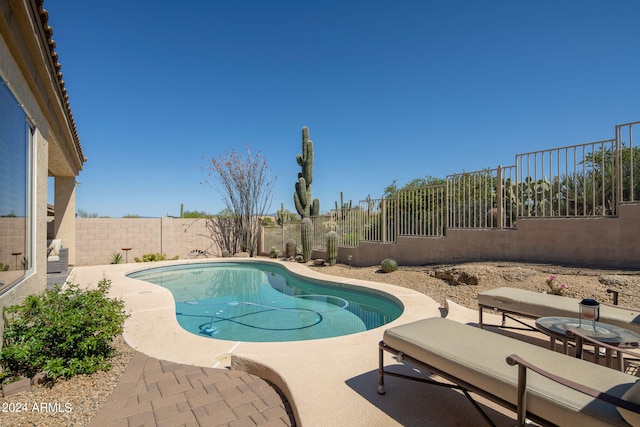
[[1, 260, 639, 426]]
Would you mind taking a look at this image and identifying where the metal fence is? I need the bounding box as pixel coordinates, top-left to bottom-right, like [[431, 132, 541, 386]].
[[616, 121, 639, 203], [515, 139, 617, 216], [265, 120, 639, 252], [447, 165, 516, 229]]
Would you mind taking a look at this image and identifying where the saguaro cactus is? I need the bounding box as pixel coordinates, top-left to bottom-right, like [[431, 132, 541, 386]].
[[300, 218, 313, 262], [285, 238, 297, 258], [294, 126, 320, 262], [326, 231, 337, 266], [294, 126, 320, 219]]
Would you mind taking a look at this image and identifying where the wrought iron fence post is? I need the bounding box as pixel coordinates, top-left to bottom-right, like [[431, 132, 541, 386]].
[[497, 165, 503, 229], [381, 197, 387, 242]]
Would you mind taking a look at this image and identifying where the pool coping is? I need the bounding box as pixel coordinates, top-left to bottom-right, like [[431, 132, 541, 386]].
[[68, 258, 511, 426]]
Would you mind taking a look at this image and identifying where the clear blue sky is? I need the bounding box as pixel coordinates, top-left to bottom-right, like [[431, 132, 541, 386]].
[[46, 0, 639, 218]]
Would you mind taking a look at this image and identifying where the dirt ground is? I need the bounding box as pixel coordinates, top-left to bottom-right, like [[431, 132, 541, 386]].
[[308, 261, 640, 310], [3, 260, 640, 426]]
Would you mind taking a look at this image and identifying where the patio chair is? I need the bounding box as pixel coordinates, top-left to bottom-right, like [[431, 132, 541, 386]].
[[378, 317, 640, 426], [47, 239, 68, 274], [566, 328, 640, 373], [478, 287, 640, 334]]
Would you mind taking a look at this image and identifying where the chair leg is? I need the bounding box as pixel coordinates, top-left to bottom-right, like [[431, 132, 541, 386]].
[[377, 346, 386, 394]]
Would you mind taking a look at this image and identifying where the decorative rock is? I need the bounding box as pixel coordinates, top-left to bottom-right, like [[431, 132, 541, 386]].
[[31, 372, 47, 386], [598, 275, 640, 289], [433, 268, 480, 286], [2, 377, 31, 397]]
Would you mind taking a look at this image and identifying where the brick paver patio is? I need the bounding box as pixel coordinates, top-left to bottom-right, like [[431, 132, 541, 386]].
[[90, 352, 295, 427]]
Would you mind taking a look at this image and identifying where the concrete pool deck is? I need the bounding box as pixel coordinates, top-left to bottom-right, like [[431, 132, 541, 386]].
[[69, 258, 525, 426]]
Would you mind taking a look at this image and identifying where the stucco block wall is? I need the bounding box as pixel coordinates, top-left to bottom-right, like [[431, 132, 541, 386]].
[[317, 203, 640, 269], [76, 204, 639, 269], [0, 218, 26, 268], [75, 218, 217, 266], [1, 3, 57, 322]]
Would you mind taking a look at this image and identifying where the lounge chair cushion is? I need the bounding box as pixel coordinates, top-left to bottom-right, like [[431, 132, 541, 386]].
[[478, 287, 640, 334], [621, 381, 640, 426], [383, 317, 637, 426], [48, 239, 62, 258]]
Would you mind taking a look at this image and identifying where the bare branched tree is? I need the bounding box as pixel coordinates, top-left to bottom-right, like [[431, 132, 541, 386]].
[[204, 215, 240, 256], [203, 146, 276, 256]]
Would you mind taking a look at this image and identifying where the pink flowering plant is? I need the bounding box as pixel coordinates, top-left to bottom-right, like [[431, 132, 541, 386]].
[[546, 275, 567, 296]]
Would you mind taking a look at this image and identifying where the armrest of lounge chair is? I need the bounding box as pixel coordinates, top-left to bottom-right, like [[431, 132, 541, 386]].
[[606, 288, 640, 309], [507, 353, 640, 427], [565, 328, 640, 371]]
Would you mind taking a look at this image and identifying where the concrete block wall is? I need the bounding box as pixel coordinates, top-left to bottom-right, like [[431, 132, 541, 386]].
[[75, 218, 218, 266], [75, 204, 640, 269], [0, 218, 26, 269], [306, 203, 640, 269]]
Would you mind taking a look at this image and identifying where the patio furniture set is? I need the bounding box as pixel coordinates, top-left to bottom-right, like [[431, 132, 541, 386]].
[[379, 287, 640, 426]]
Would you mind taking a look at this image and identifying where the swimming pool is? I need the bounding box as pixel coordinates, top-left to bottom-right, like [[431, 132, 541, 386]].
[[128, 261, 403, 342]]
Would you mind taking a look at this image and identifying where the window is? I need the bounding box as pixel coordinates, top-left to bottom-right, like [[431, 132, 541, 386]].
[[0, 79, 32, 293]]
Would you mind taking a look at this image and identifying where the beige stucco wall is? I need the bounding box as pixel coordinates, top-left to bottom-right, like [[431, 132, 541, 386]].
[[75, 218, 218, 266], [76, 205, 638, 269], [0, 0, 81, 325], [53, 177, 77, 264]]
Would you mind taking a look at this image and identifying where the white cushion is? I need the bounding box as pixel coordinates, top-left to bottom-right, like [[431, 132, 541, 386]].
[[620, 380, 640, 426], [48, 239, 62, 257]]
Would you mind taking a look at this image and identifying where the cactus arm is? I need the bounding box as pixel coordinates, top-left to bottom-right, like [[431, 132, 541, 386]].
[[294, 192, 304, 217], [311, 198, 320, 217], [296, 176, 308, 206], [304, 140, 313, 186], [294, 176, 310, 218]]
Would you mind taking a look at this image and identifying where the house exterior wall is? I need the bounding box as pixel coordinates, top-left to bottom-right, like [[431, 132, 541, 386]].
[[0, 1, 81, 323]]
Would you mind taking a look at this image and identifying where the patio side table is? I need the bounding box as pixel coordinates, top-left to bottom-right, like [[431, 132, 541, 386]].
[[11, 252, 22, 270], [536, 316, 640, 371]]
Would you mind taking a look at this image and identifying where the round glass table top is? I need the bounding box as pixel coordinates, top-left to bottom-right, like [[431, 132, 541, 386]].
[[535, 316, 640, 346]]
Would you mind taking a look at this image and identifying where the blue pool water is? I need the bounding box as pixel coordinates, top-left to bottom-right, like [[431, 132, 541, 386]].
[[128, 261, 403, 342]]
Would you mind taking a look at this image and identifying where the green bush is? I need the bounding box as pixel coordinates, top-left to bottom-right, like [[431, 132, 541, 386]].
[[110, 252, 123, 264], [134, 253, 179, 262], [0, 278, 128, 382], [381, 258, 398, 273], [269, 246, 280, 258], [343, 232, 360, 246]]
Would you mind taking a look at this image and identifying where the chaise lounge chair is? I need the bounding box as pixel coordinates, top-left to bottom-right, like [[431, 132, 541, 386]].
[[477, 287, 640, 334], [378, 317, 640, 426]]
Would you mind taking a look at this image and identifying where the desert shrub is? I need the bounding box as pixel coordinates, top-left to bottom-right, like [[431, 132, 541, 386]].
[[343, 232, 359, 246], [0, 278, 129, 382], [269, 246, 280, 258], [134, 253, 179, 262], [381, 258, 398, 273]]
